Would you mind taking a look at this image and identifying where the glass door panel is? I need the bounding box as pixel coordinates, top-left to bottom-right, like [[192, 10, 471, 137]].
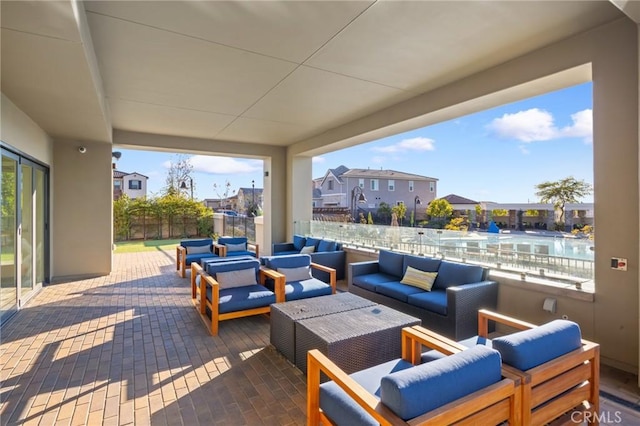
[[20, 164, 33, 294], [35, 168, 45, 285], [1, 153, 18, 319]]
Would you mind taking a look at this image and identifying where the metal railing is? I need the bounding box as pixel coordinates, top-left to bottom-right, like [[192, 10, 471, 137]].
[[296, 220, 594, 286]]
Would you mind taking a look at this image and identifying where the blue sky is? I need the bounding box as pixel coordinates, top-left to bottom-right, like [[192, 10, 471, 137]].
[[115, 82, 593, 203]]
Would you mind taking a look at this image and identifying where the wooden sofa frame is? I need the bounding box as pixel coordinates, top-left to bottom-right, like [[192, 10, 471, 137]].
[[411, 309, 600, 425], [307, 326, 522, 426]]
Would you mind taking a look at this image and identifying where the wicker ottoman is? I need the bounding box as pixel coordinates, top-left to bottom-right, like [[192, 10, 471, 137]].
[[270, 293, 377, 364], [295, 305, 420, 375]]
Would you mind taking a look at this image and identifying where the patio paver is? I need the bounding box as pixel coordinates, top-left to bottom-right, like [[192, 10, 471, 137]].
[[0, 250, 306, 425]]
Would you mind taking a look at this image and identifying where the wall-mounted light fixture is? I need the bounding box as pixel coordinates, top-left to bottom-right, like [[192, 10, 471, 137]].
[[78, 146, 87, 154]]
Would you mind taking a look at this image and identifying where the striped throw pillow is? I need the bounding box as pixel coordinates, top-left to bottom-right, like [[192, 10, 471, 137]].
[[400, 266, 438, 291]]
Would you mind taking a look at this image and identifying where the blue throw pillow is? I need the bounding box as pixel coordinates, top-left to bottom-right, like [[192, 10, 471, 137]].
[[317, 240, 337, 252], [293, 235, 307, 251], [305, 237, 321, 249]]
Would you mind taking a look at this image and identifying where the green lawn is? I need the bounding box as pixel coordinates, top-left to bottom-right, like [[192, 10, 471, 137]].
[[114, 239, 181, 254]]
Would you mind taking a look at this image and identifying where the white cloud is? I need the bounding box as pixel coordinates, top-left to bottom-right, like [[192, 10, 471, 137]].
[[372, 137, 435, 153], [312, 156, 326, 164], [487, 108, 593, 144], [189, 155, 262, 174], [371, 156, 386, 164], [560, 109, 592, 143], [518, 145, 530, 155]]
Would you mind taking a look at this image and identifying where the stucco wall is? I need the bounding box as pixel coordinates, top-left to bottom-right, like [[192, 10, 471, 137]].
[[1, 94, 53, 164], [52, 140, 112, 280]]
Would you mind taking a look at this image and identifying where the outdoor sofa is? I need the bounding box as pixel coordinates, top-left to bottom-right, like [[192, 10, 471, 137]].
[[272, 235, 346, 281], [348, 249, 497, 340]]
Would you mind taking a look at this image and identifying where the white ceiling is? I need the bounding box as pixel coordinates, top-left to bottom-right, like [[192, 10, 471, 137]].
[[1, 1, 625, 147]]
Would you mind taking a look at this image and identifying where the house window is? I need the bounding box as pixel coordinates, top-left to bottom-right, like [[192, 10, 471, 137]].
[[328, 179, 334, 190], [408, 181, 414, 192], [396, 201, 405, 206], [388, 180, 395, 191], [370, 179, 379, 191], [429, 181, 435, 193], [359, 178, 364, 189], [129, 180, 142, 190], [114, 180, 122, 190]]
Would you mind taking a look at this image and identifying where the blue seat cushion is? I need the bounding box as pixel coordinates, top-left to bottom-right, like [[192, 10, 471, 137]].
[[403, 255, 441, 275], [226, 250, 255, 257], [378, 250, 404, 278], [305, 237, 321, 249], [293, 235, 307, 251], [317, 240, 337, 252], [185, 252, 217, 266], [351, 273, 397, 292], [264, 254, 311, 270], [406, 290, 448, 316], [381, 345, 502, 420], [433, 260, 484, 290], [375, 282, 424, 303], [206, 285, 276, 314], [320, 358, 414, 426], [492, 320, 582, 371], [272, 249, 300, 256], [282, 279, 332, 301], [421, 336, 492, 363]]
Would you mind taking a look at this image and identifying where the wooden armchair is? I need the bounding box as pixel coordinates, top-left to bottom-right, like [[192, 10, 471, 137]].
[[213, 236, 259, 258], [307, 327, 521, 425], [190, 259, 283, 335], [412, 309, 600, 425]]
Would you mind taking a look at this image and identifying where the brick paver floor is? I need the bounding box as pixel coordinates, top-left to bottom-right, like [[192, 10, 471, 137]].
[[1, 250, 306, 425]]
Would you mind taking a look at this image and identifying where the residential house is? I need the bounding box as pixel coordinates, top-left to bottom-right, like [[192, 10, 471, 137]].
[[113, 169, 148, 200], [237, 186, 264, 215], [316, 166, 437, 221]]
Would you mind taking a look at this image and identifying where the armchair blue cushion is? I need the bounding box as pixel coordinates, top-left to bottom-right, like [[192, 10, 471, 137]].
[[177, 238, 217, 278], [271, 236, 345, 280], [491, 319, 582, 371], [217, 236, 257, 257], [263, 254, 333, 301]]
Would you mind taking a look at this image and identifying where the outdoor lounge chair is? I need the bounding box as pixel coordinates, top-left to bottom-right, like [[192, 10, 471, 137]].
[[413, 309, 600, 425], [261, 254, 336, 301], [214, 236, 259, 258], [176, 238, 217, 278], [307, 326, 521, 425], [190, 258, 284, 335]]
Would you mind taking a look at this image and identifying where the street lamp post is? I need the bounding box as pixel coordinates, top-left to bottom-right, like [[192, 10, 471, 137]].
[[180, 178, 193, 199], [413, 195, 421, 227], [351, 186, 367, 222], [251, 179, 255, 216]]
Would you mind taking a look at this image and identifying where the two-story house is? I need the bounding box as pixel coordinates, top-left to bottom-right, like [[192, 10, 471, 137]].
[[315, 166, 438, 221], [237, 186, 264, 216], [113, 169, 148, 200]]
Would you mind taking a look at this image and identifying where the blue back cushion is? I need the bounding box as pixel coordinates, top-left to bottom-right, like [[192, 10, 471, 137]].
[[403, 255, 441, 274], [492, 320, 582, 371], [433, 260, 484, 290], [206, 259, 260, 282], [181, 238, 213, 248], [380, 345, 502, 420], [264, 254, 312, 270], [305, 237, 321, 249], [293, 235, 307, 251], [378, 250, 404, 278], [218, 237, 248, 246], [317, 240, 337, 252]]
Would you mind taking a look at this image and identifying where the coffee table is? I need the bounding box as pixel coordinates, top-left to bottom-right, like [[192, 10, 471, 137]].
[[295, 305, 420, 375], [270, 292, 377, 364]]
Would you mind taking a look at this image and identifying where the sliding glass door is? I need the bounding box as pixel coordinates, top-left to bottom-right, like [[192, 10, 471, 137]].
[[1, 147, 48, 323]]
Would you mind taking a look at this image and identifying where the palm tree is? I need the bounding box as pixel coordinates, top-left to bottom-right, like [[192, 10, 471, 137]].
[[535, 177, 592, 224]]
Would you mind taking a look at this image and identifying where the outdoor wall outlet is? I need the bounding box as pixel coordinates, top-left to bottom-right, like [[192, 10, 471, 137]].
[[611, 257, 628, 271]]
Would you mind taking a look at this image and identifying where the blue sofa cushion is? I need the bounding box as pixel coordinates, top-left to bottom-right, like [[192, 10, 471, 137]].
[[218, 237, 248, 246], [226, 250, 255, 257], [403, 255, 441, 275], [433, 260, 484, 290], [492, 320, 582, 371], [351, 273, 398, 292], [293, 235, 307, 251], [206, 285, 276, 314], [317, 240, 337, 252], [181, 238, 213, 248], [264, 254, 312, 270], [320, 358, 414, 426], [185, 252, 217, 266], [376, 282, 425, 303], [406, 290, 448, 316], [273, 249, 299, 256], [380, 345, 502, 420], [268, 278, 332, 301], [421, 336, 492, 363], [306, 237, 321, 249], [378, 250, 404, 278]]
